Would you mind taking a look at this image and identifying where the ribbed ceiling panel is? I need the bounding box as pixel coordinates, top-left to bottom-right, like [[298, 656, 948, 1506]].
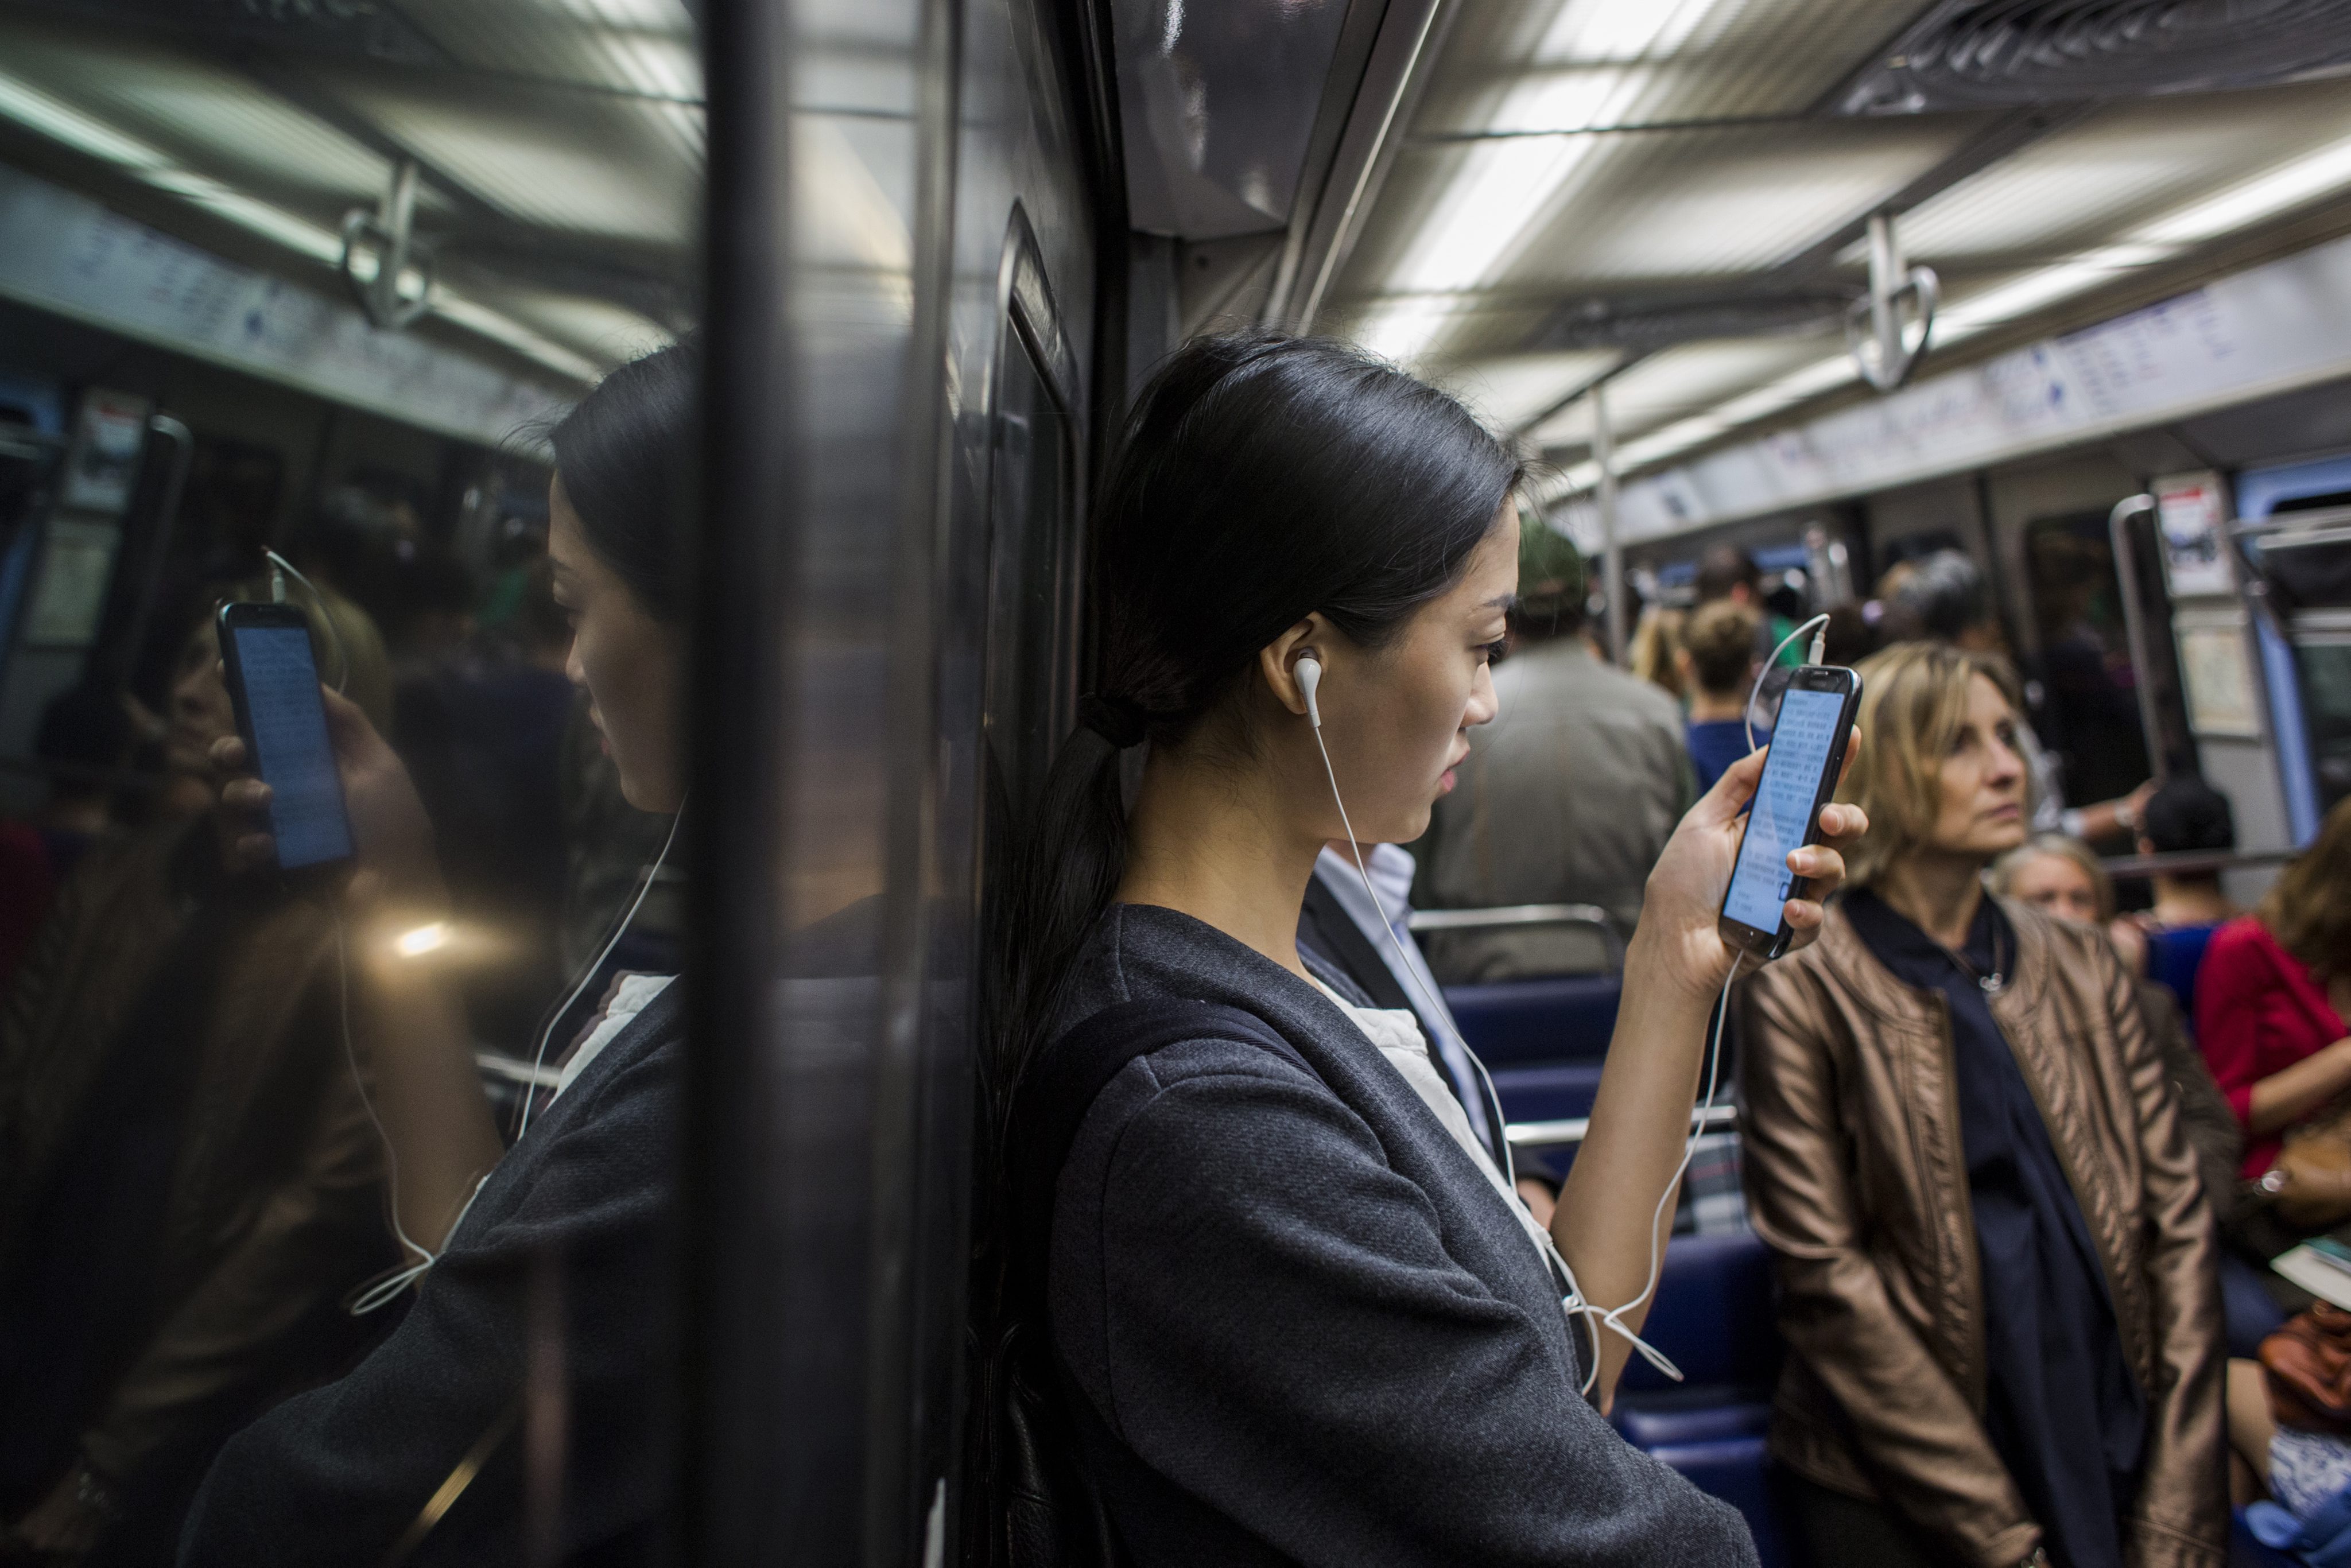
[[1527, 333, 1834, 446], [1888, 78, 2351, 268], [0, 17, 392, 216], [1418, 0, 1921, 135]]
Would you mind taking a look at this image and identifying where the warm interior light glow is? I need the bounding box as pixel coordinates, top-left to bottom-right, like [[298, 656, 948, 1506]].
[[394, 921, 451, 958]]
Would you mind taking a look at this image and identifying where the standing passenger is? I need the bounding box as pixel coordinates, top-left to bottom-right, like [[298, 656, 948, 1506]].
[[998, 330, 1871, 1566], [1739, 642, 2225, 1568], [1677, 599, 1763, 794], [1414, 519, 1692, 980]]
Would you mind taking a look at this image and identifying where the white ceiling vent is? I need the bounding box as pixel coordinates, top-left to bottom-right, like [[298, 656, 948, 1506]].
[[1837, 0, 2351, 115]]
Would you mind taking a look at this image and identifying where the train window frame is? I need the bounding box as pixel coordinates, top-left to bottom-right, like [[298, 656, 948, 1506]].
[[979, 203, 1085, 830]]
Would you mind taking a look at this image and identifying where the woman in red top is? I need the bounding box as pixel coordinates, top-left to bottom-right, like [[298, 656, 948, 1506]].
[[2198, 794, 2351, 1179]]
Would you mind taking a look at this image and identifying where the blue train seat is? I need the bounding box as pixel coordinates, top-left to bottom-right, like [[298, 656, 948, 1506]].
[[1488, 1061, 1605, 1125], [2147, 922, 2221, 1025], [1606, 1229, 1792, 1566], [1442, 973, 1621, 1066]]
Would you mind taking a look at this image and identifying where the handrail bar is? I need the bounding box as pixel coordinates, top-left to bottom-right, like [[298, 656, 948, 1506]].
[[1507, 1103, 1737, 1150], [1406, 902, 1615, 933], [2098, 848, 2295, 879]]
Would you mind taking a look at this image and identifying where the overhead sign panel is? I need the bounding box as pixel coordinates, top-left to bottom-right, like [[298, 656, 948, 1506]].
[[0, 161, 567, 446]]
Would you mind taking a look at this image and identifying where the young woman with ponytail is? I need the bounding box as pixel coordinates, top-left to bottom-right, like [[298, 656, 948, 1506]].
[[995, 330, 1865, 1566]]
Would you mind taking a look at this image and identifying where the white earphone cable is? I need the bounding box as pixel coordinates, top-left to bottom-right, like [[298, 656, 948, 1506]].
[[336, 803, 682, 1314], [1744, 612, 1831, 755], [1302, 675, 1714, 1391]]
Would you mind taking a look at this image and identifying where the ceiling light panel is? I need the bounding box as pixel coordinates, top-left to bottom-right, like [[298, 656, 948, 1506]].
[[1890, 79, 2351, 268], [1504, 120, 1973, 288], [1442, 349, 1624, 428], [1416, 0, 1925, 137], [392, 0, 701, 100], [0, 20, 394, 212], [329, 77, 699, 245], [1527, 333, 1830, 447]]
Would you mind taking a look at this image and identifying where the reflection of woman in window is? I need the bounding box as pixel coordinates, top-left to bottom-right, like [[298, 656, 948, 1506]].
[[0, 585, 393, 1561], [1739, 642, 2224, 1568], [179, 343, 696, 1567]]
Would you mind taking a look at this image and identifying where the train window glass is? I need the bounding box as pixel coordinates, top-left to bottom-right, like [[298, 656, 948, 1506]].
[[982, 332, 1078, 826], [0, 5, 699, 1557], [2295, 629, 2351, 816], [2023, 511, 2155, 811]]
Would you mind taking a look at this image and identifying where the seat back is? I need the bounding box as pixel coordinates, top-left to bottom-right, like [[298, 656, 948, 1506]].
[[1441, 973, 1621, 1066], [1618, 1229, 1781, 1393], [2147, 922, 2220, 1023]]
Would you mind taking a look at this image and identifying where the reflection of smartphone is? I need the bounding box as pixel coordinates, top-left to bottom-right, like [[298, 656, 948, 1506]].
[[1717, 664, 1863, 961], [217, 602, 355, 876]]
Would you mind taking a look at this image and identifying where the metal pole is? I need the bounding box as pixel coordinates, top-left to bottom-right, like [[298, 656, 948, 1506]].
[[2107, 492, 2170, 785], [114, 413, 192, 690], [1594, 381, 1624, 663]]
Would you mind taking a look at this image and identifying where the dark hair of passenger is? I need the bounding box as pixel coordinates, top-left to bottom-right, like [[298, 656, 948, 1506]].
[[1818, 600, 1879, 667], [544, 339, 700, 624], [1693, 543, 1760, 604], [2142, 773, 2235, 853], [994, 329, 1522, 1088], [1891, 548, 1990, 642], [1512, 514, 1588, 641]]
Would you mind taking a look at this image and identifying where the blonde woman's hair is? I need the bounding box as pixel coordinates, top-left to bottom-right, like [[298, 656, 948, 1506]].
[[1989, 833, 2115, 923], [1836, 641, 2023, 888], [1682, 599, 1760, 697], [2263, 793, 2351, 981], [1629, 606, 1686, 703]]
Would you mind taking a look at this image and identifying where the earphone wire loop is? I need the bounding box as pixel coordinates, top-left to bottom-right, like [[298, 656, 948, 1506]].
[[1744, 612, 1833, 756], [263, 549, 351, 697]]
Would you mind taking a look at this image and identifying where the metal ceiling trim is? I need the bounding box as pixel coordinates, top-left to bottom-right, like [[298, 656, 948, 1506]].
[[1269, 0, 1459, 333]]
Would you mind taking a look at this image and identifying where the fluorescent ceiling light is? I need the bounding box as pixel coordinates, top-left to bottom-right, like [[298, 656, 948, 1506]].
[[1372, 0, 1743, 363], [1445, 348, 1621, 428], [2139, 129, 2351, 246], [1344, 294, 1467, 368]]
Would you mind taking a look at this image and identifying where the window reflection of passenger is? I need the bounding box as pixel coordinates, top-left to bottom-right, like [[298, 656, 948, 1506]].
[[1739, 643, 2225, 1568], [0, 585, 394, 1563], [997, 332, 1869, 1565], [177, 343, 695, 1567]]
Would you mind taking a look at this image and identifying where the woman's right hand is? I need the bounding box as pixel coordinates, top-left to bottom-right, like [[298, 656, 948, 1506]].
[[210, 685, 441, 905]]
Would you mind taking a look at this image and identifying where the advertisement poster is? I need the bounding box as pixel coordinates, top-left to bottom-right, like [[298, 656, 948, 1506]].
[[59, 389, 150, 516], [2175, 613, 2261, 738], [2153, 470, 2237, 598]]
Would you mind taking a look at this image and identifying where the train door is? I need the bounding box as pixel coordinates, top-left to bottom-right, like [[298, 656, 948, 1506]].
[[694, 0, 1112, 1555], [2237, 456, 2351, 844]]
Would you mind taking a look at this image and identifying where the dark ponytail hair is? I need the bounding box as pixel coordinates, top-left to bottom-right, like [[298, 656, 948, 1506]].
[[994, 329, 1522, 1090], [545, 339, 700, 624]]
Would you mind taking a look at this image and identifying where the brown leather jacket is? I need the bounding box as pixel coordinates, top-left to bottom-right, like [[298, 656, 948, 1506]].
[[0, 823, 385, 1487], [1737, 898, 2225, 1568]]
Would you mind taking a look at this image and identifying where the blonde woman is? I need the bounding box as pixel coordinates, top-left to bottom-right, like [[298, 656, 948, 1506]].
[[1628, 603, 1686, 704], [1738, 642, 2224, 1568]]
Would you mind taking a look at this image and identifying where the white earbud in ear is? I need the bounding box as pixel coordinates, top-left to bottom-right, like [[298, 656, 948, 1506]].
[[1295, 653, 1323, 729]]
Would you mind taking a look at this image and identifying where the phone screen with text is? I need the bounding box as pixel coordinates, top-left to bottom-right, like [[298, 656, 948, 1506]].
[[231, 623, 354, 870], [1721, 686, 1845, 934]]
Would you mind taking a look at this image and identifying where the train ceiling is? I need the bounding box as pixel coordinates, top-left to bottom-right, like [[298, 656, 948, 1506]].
[[0, 0, 699, 391], [1116, 0, 2351, 509]]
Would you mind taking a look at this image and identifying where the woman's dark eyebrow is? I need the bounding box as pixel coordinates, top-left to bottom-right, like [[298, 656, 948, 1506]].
[[1481, 593, 1516, 611]]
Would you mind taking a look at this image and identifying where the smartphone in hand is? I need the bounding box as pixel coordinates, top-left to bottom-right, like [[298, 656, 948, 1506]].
[[1717, 663, 1862, 961], [216, 601, 356, 879]]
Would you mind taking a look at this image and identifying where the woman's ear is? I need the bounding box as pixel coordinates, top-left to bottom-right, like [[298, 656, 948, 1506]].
[[1259, 616, 1326, 720]]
